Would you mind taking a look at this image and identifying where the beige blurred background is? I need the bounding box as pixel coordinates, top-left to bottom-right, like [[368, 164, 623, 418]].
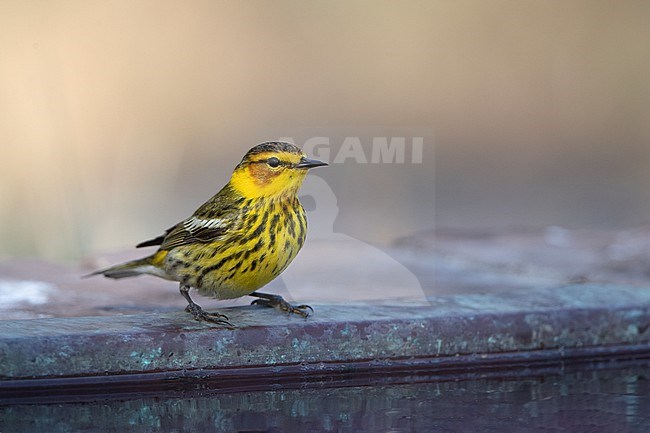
[[1, 0, 650, 262]]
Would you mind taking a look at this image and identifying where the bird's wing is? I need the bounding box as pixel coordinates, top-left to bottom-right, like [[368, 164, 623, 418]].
[[136, 225, 175, 248], [138, 186, 244, 251]]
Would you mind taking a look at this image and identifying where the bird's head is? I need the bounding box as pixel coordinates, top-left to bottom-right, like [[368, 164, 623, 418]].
[[229, 142, 327, 199]]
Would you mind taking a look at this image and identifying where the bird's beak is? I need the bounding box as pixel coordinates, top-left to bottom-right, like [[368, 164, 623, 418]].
[[296, 156, 328, 169]]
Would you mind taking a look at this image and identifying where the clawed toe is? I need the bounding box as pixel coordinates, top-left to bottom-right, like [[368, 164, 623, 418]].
[[185, 302, 234, 328], [293, 304, 314, 317], [250, 292, 313, 318]]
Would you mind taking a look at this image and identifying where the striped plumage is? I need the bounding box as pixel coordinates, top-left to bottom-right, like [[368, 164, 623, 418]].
[[160, 189, 307, 299], [91, 142, 327, 326]]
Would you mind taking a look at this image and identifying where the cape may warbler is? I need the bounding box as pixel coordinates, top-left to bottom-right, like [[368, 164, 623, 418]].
[[90, 142, 327, 326]]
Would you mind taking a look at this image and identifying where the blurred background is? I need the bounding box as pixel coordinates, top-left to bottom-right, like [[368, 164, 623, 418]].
[[1, 0, 650, 262]]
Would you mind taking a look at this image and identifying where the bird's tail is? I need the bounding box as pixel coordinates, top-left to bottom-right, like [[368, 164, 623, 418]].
[[85, 251, 168, 279]]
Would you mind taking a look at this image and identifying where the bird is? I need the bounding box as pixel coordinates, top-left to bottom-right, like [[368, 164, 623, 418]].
[[88, 141, 327, 327]]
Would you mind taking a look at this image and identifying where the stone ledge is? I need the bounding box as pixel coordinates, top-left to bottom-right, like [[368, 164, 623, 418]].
[[1, 283, 649, 399]]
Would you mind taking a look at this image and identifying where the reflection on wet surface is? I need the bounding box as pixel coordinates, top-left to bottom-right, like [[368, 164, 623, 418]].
[[2, 364, 649, 432]]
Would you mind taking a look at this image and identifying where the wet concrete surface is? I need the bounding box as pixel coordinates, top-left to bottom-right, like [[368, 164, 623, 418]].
[[1, 282, 649, 382], [2, 227, 650, 431]]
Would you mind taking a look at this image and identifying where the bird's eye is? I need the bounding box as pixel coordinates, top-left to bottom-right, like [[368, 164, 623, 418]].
[[267, 157, 280, 168]]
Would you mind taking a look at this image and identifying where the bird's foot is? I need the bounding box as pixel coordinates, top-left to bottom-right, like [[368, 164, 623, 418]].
[[250, 292, 313, 318], [184, 302, 234, 328]]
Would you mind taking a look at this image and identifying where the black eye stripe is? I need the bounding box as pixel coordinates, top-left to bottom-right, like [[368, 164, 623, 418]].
[[250, 158, 294, 168]]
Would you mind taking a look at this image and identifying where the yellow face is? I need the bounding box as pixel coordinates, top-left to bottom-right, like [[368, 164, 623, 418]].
[[229, 143, 327, 199]]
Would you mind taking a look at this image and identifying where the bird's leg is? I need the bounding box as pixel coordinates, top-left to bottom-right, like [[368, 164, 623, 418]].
[[179, 284, 234, 327], [249, 292, 313, 317]]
